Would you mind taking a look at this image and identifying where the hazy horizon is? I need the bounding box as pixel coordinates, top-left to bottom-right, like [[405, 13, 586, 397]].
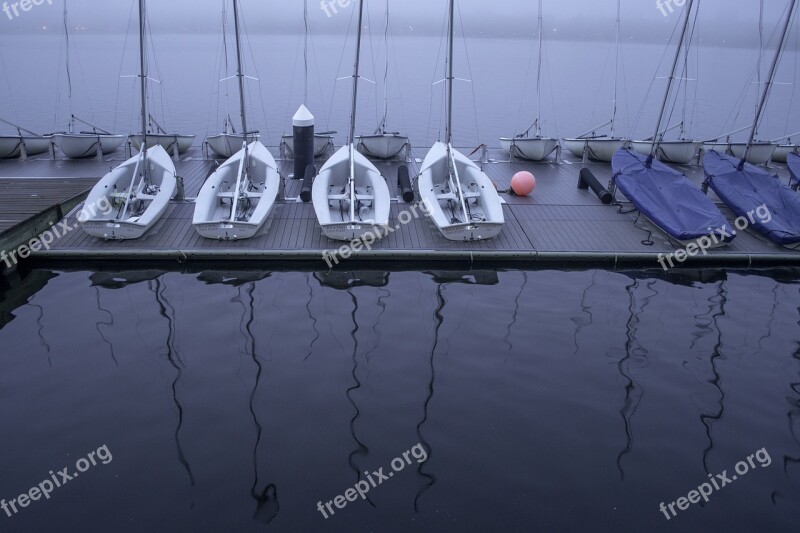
[[0, 0, 797, 49]]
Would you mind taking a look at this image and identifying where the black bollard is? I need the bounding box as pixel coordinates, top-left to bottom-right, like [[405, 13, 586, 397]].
[[578, 168, 613, 204], [300, 164, 316, 203], [398, 165, 414, 203], [293, 105, 315, 180]]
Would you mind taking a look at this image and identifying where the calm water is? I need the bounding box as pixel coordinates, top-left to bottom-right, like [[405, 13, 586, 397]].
[[0, 32, 799, 149], [2, 22, 800, 533], [0, 267, 799, 531]]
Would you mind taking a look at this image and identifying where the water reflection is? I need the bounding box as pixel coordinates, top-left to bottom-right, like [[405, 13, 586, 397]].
[[415, 281, 444, 512], [615, 278, 657, 480], [93, 286, 117, 366], [700, 280, 727, 473], [0, 269, 56, 330], [150, 277, 196, 491], [232, 282, 279, 526]]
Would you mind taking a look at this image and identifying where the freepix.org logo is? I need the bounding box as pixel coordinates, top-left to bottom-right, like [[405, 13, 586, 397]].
[[656, 0, 686, 17], [2, 0, 54, 21]]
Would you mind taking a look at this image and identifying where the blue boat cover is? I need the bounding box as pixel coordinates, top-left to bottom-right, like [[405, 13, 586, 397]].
[[703, 150, 800, 246], [788, 152, 800, 187], [612, 148, 733, 242]]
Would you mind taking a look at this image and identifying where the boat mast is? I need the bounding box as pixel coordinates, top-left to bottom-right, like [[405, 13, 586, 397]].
[[222, 0, 232, 133], [348, 0, 365, 146], [232, 0, 248, 147], [63, 0, 73, 132], [535, 0, 543, 137], [647, 0, 694, 166], [139, 0, 148, 172], [611, 0, 621, 138], [380, 0, 390, 134], [742, 0, 798, 168], [304, 0, 309, 104], [446, 0, 455, 147]]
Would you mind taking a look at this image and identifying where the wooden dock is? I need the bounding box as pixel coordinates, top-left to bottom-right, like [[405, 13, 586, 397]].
[[1, 146, 798, 269]]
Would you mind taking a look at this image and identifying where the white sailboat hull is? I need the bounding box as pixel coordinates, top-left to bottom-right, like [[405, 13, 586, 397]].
[[772, 144, 799, 163], [418, 142, 504, 242], [81, 145, 177, 240], [206, 133, 260, 159], [704, 142, 777, 165], [630, 140, 701, 165], [356, 134, 409, 159], [312, 145, 391, 242], [281, 134, 334, 158], [55, 134, 126, 159], [0, 136, 52, 159], [193, 141, 280, 240], [728, 142, 777, 165], [500, 136, 558, 161], [130, 134, 195, 154], [562, 138, 627, 162]]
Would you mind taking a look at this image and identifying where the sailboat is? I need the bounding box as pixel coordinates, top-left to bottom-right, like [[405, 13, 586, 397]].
[[611, 0, 733, 247], [206, 1, 247, 159], [563, 0, 628, 162], [312, 0, 390, 242], [53, 1, 125, 159], [281, 0, 334, 158], [193, 0, 280, 241], [631, 11, 701, 166], [127, 3, 195, 158], [703, 0, 800, 250], [499, 0, 558, 162], [355, 0, 409, 160], [0, 119, 52, 159], [80, 0, 177, 240], [725, 1, 779, 165], [417, 0, 504, 242]]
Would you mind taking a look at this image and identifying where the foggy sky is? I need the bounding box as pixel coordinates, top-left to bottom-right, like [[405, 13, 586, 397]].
[[0, 0, 795, 47]]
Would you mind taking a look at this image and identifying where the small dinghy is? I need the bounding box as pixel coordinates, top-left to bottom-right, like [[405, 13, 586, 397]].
[[313, 145, 390, 241], [701, 0, 800, 250], [630, 140, 701, 165], [0, 135, 51, 159], [703, 150, 800, 249], [418, 141, 504, 241], [81, 0, 176, 240], [419, 0, 504, 241], [612, 148, 733, 245], [193, 141, 280, 240], [81, 145, 176, 240], [312, 0, 390, 242], [55, 132, 125, 159]]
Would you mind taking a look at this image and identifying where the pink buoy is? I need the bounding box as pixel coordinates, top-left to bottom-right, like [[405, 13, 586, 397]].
[[511, 171, 536, 196]]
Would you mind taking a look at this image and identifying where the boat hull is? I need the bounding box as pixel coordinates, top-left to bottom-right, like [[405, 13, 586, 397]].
[[193, 141, 280, 240], [703, 142, 777, 165], [312, 145, 391, 242], [703, 150, 800, 249], [356, 134, 409, 159], [418, 142, 505, 242], [630, 140, 701, 165], [728, 143, 777, 165], [281, 134, 334, 158], [771, 144, 798, 163], [80, 145, 177, 240], [55, 134, 126, 158], [612, 148, 735, 245], [500, 137, 558, 162], [562, 138, 627, 162], [205, 133, 262, 159], [0, 136, 52, 158], [130, 134, 195, 155]]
